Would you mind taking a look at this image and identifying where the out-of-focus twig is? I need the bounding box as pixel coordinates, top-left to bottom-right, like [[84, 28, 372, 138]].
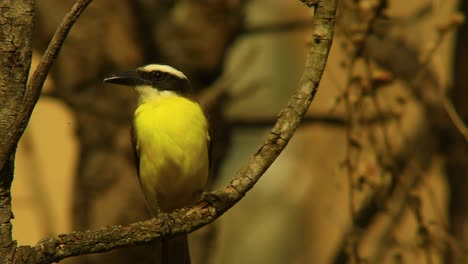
[[227, 109, 399, 128], [369, 161, 425, 262], [411, 12, 467, 142], [243, 20, 313, 35], [335, 1, 389, 263], [413, 13, 465, 81], [442, 97, 468, 142], [228, 114, 347, 128], [342, 56, 360, 263]]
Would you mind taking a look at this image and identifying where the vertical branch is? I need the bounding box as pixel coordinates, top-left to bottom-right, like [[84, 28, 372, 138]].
[[342, 57, 360, 263], [0, 158, 15, 263], [0, 1, 34, 262]]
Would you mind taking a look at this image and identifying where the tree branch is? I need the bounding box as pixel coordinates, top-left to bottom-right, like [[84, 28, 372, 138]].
[[0, 0, 93, 170], [13, 0, 338, 263]]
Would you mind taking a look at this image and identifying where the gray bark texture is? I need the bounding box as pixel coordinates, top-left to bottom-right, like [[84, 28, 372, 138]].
[[0, 0, 33, 262]]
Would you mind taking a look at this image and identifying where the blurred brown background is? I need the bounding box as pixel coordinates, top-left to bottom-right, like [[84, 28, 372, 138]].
[[11, 0, 466, 263]]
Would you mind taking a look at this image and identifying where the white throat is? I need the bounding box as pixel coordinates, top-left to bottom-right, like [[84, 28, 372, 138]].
[[135, 85, 177, 104]]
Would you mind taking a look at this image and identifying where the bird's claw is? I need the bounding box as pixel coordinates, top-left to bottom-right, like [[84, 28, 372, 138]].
[[201, 191, 222, 205]]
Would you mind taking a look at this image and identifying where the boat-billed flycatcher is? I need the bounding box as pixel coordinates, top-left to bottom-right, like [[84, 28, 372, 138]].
[[104, 64, 210, 264]]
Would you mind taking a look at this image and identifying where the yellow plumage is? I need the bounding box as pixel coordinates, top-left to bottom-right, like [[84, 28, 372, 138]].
[[104, 64, 207, 263], [134, 94, 209, 213]]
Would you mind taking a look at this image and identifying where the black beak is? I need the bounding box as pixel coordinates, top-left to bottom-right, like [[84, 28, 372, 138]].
[[103, 70, 146, 86]]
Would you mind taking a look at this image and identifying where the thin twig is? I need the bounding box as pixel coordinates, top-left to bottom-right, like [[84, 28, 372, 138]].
[[411, 13, 467, 142], [413, 13, 464, 81], [368, 161, 424, 262], [228, 114, 347, 128], [334, 1, 390, 263], [243, 20, 313, 35], [343, 56, 360, 264], [442, 96, 468, 142], [13, 1, 338, 263], [24, 0, 93, 105]]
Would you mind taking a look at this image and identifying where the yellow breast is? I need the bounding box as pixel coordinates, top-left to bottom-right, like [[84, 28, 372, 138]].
[[134, 95, 209, 213]]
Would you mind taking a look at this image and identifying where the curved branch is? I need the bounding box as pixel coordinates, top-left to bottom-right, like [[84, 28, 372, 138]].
[[0, 0, 93, 170], [13, 0, 338, 263]]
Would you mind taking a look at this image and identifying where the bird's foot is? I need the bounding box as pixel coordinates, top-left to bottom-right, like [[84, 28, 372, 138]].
[[201, 191, 221, 205]]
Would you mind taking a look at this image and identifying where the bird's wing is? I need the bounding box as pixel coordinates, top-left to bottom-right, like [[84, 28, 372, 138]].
[[130, 124, 140, 177]]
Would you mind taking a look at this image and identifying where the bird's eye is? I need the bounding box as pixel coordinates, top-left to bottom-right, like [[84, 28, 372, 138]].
[[151, 71, 165, 81]]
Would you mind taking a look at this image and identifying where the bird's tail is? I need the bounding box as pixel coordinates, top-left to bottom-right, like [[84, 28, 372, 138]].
[[161, 234, 191, 264]]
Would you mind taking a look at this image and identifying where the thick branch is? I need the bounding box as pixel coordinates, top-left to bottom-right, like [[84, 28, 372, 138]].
[[0, 1, 34, 262], [13, 0, 338, 263], [0, 1, 34, 167]]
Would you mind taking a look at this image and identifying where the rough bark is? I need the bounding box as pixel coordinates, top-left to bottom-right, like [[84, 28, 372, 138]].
[[0, 1, 34, 263]]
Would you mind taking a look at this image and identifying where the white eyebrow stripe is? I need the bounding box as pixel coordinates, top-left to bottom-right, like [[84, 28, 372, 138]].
[[138, 64, 187, 79]]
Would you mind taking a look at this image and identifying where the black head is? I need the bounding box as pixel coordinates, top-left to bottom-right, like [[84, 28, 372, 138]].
[[104, 64, 193, 96]]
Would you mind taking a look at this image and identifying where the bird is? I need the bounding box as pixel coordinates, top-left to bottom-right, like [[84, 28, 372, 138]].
[[104, 64, 210, 264]]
